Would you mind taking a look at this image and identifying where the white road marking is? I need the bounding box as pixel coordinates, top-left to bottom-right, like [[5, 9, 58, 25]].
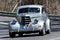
[[0, 22, 8, 25], [50, 37, 60, 40]]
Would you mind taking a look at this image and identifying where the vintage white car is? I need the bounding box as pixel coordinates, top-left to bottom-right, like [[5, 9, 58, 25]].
[[9, 5, 51, 37]]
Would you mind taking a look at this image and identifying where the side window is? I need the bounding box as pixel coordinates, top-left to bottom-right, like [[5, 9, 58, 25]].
[[42, 7, 45, 13]]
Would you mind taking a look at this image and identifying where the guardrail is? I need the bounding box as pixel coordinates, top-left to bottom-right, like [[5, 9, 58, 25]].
[[0, 11, 60, 20], [0, 12, 16, 17], [48, 14, 60, 21]]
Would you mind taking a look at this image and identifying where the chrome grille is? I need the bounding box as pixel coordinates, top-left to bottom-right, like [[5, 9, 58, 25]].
[[21, 16, 31, 26]]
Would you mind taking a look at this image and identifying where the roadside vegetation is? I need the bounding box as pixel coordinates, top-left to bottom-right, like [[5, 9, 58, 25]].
[[0, 0, 60, 14]]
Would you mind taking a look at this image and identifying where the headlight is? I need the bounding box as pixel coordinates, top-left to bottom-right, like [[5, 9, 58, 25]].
[[28, 19, 38, 27], [11, 20, 16, 25], [33, 19, 38, 24]]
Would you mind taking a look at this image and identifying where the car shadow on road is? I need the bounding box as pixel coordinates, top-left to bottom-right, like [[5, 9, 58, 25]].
[[18, 34, 43, 38], [0, 33, 44, 39]]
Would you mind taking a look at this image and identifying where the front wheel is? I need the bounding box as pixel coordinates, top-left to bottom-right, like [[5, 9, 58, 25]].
[[46, 30, 50, 34], [39, 24, 46, 36], [9, 32, 15, 38], [39, 29, 46, 36]]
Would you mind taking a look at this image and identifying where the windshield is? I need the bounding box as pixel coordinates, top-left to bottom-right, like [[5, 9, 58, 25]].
[[18, 8, 40, 13]]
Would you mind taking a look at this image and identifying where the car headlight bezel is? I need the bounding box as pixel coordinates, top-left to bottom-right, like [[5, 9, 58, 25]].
[[11, 20, 17, 25]]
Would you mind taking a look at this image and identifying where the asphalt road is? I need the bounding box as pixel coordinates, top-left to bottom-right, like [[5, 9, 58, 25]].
[[0, 17, 60, 40]]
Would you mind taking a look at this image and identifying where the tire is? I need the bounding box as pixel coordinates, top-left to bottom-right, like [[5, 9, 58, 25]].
[[46, 30, 51, 34], [39, 24, 46, 36], [9, 32, 15, 38], [18, 33, 23, 37]]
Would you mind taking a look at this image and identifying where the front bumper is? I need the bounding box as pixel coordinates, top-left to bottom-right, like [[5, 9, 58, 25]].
[[9, 25, 42, 33]]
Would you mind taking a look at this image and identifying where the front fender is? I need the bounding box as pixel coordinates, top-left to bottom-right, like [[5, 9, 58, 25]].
[[9, 21, 20, 32], [37, 20, 45, 29]]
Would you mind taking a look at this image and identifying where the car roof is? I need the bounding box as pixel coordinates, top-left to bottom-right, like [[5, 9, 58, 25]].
[[18, 5, 44, 9]]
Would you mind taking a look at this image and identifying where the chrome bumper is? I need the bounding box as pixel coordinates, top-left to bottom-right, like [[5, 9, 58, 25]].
[[10, 26, 41, 32]]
